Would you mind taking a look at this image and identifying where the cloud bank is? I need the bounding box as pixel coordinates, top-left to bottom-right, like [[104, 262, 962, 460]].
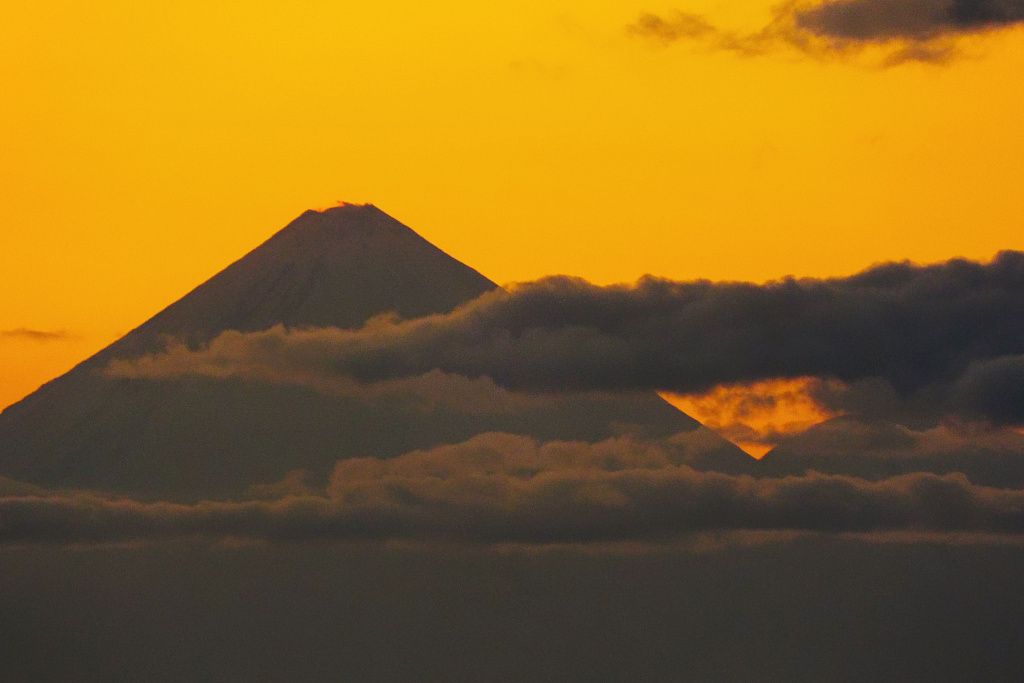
[[630, 0, 1024, 64], [108, 251, 1024, 427], [2, 433, 1024, 546]]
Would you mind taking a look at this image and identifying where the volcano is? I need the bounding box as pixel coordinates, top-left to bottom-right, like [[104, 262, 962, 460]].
[[0, 204, 749, 499]]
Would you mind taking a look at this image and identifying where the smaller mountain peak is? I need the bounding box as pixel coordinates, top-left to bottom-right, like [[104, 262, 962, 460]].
[[309, 201, 380, 215], [282, 202, 413, 244], [294, 202, 384, 225]]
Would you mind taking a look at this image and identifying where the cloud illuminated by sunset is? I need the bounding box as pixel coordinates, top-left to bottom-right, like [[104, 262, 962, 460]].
[[662, 378, 839, 458]]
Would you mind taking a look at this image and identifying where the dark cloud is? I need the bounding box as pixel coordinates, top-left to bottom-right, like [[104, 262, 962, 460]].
[[108, 251, 1024, 427], [630, 0, 1024, 64], [2, 433, 1024, 546], [950, 354, 1024, 424], [796, 0, 1024, 41], [1, 328, 74, 342]]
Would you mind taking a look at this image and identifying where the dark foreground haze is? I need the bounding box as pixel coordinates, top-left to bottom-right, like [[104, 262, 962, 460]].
[[4, 541, 1023, 682]]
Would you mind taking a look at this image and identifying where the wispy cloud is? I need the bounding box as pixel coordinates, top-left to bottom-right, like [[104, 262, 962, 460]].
[[628, 10, 780, 58], [1, 328, 75, 342]]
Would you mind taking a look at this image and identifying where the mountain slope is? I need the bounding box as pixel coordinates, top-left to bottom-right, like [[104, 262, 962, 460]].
[[0, 204, 750, 498], [93, 203, 499, 361]]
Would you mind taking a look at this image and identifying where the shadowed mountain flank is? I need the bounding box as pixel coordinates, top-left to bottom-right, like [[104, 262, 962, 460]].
[[759, 415, 1024, 488], [0, 204, 749, 499]]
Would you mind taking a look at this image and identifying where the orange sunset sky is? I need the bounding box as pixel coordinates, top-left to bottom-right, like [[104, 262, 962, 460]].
[[3, 0, 1024, 411]]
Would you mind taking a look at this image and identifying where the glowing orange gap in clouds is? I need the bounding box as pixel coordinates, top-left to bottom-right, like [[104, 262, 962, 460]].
[[661, 378, 839, 459]]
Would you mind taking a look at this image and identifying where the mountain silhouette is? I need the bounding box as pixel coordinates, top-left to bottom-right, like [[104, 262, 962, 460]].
[[84, 203, 498, 363], [0, 204, 750, 499]]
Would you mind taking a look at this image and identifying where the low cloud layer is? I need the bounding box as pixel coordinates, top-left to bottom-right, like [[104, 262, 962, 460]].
[[630, 0, 1024, 64], [108, 251, 1024, 427], [2, 433, 1024, 546]]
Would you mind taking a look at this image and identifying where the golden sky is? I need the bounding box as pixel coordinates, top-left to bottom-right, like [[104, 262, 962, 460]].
[[3, 0, 1024, 409]]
